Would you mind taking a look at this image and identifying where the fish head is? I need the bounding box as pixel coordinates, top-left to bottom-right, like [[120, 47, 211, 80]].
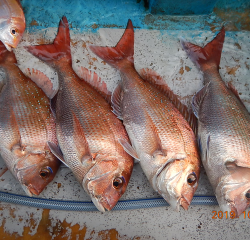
[[83, 156, 133, 212], [154, 156, 200, 210], [0, 17, 25, 51], [13, 145, 60, 196], [216, 162, 250, 217]]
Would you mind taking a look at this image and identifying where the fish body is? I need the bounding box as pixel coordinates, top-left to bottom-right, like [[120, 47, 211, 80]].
[[26, 17, 134, 212], [0, 0, 25, 51], [0, 41, 60, 196], [181, 28, 250, 217], [90, 20, 200, 210]]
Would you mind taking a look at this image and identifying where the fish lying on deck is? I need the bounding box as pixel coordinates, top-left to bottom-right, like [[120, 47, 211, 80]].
[[90, 20, 201, 210], [0, 0, 25, 51], [0, 41, 60, 196], [181, 27, 250, 217], [26, 17, 134, 212]]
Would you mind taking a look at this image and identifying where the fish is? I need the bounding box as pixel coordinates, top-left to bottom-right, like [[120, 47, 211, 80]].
[[0, 0, 26, 51], [0, 41, 61, 196], [181, 27, 250, 217], [90, 20, 201, 210], [26, 16, 134, 212]]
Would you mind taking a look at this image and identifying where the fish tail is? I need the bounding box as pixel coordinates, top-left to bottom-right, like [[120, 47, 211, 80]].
[[89, 19, 134, 69], [25, 16, 71, 65], [180, 27, 225, 70]]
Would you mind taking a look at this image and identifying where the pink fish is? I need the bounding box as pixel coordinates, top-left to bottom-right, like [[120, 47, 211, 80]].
[[181, 27, 250, 217], [0, 41, 60, 196], [26, 17, 134, 212], [90, 20, 201, 210]]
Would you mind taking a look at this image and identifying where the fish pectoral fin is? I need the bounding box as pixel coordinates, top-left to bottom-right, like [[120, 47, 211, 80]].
[[111, 84, 123, 120], [76, 67, 112, 104], [72, 113, 91, 158], [50, 92, 58, 117], [24, 68, 57, 99], [47, 141, 69, 167], [0, 70, 7, 94], [225, 159, 250, 170], [192, 82, 210, 118], [118, 138, 139, 161]]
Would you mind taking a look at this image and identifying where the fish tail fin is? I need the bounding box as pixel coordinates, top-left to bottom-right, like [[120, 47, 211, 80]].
[[89, 19, 134, 69], [25, 16, 71, 65], [180, 27, 225, 70]]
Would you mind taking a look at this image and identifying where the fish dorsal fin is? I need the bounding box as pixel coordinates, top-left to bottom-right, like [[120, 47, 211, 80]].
[[111, 83, 123, 120], [25, 16, 71, 64], [50, 92, 58, 117], [72, 113, 92, 164], [89, 19, 134, 70], [76, 67, 111, 104], [140, 68, 197, 134], [118, 139, 139, 161], [47, 141, 69, 167], [227, 82, 247, 108], [192, 82, 210, 119], [25, 68, 57, 99], [180, 27, 225, 71]]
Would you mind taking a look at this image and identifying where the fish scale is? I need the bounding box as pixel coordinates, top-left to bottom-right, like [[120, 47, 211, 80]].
[[10, 75, 52, 147]]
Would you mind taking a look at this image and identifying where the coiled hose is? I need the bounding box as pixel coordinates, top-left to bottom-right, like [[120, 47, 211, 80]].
[[0, 191, 218, 211]]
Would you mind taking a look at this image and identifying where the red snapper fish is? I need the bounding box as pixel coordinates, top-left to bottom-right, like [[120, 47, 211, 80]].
[[181, 28, 250, 217], [26, 17, 134, 212], [0, 0, 25, 51], [0, 41, 60, 196], [90, 20, 201, 210]]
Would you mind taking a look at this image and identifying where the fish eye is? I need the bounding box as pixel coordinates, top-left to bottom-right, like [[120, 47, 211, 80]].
[[187, 173, 197, 185], [39, 167, 53, 179], [11, 28, 18, 35], [245, 190, 250, 201], [113, 177, 123, 189]]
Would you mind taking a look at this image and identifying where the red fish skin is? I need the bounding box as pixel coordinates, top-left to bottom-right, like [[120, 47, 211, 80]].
[[0, 41, 61, 196], [90, 20, 201, 210], [26, 17, 134, 212]]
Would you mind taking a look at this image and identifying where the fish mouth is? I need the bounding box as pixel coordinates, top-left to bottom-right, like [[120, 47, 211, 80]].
[[178, 196, 190, 211], [229, 203, 239, 218], [3, 42, 13, 51], [27, 184, 40, 196], [20, 184, 33, 197], [91, 196, 109, 212], [220, 201, 240, 218], [20, 184, 41, 197]]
